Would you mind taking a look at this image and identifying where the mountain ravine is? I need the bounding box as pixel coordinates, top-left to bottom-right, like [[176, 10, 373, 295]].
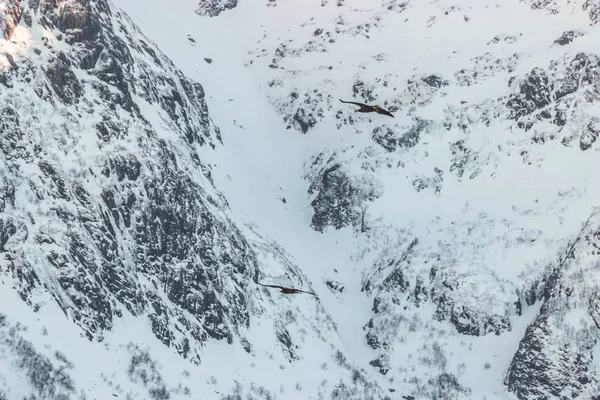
[[3, 0, 600, 399], [0, 0, 390, 399]]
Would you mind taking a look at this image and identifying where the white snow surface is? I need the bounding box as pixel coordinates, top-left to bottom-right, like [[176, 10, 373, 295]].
[[2, 0, 600, 398]]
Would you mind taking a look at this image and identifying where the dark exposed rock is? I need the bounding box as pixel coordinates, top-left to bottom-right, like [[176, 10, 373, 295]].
[[422, 74, 449, 88], [449, 140, 477, 179], [326, 280, 344, 293], [431, 272, 512, 336], [307, 157, 380, 232], [505, 53, 600, 133], [365, 324, 384, 350], [102, 154, 142, 181], [195, 0, 238, 17], [529, 0, 600, 24], [506, 68, 552, 120], [292, 108, 317, 134], [38, 161, 69, 200], [589, 291, 600, 328], [362, 238, 418, 294], [0, 106, 28, 162], [0, 182, 15, 213], [487, 34, 518, 45], [558, 53, 600, 98], [276, 328, 299, 362], [363, 236, 512, 350], [432, 292, 511, 336], [505, 215, 600, 398], [274, 88, 331, 134], [369, 357, 389, 375], [506, 303, 597, 399], [309, 164, 354, 231], [553, 30, 584, 46], [580, 119, 600, 151], [53, 0, 103, 43], [412, 276, 428, 308], [95, 119, 128, 142], [352, 80, 376, 103], [1, 0, 22, 40], [584, 0, 600, 24], [0, 218, 17, 252], [371, 119, 429, 152], [0, 0, 253, 365], [44, 52, 83, 105]]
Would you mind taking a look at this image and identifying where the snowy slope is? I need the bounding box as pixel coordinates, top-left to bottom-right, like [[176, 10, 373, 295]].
[[3, 0, 600, 398], [0, 1, 389, 399], [114, 0, 600, 398]]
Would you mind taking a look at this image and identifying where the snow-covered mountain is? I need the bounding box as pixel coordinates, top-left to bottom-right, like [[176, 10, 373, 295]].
[[2, 0, 600, 398], [0, 1, 388, 399]]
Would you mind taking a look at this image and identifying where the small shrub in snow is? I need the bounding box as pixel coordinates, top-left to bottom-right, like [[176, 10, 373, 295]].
[[334, 350, 349, 367], [352, 369, 361, 383], [220, 381, 243, 400], [416, 373, 471, 399], [54, 351, 71, 365], [149, 385, 170, 400], [5, 332, 76, 398], [127, 344, 170, 400], [284, 309, 297, 323], [249, 384, 275, 400], [431, 341, 447, 369]]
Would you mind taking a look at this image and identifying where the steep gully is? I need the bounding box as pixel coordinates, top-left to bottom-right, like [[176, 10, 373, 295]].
[[115, 0, 388, 389]]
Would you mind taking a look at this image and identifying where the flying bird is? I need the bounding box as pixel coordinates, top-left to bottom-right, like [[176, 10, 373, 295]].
[[339, 98, 394, 118], [258, 282, 318, 296]]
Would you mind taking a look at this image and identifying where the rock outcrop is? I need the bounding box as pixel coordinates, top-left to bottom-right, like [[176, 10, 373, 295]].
[[505, 214, 600, 399], [195, 0, 238, 17]]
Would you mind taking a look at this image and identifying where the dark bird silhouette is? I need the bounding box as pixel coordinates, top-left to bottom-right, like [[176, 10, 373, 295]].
[[339, 98, 394, 118], [259, 282, 317, 296]]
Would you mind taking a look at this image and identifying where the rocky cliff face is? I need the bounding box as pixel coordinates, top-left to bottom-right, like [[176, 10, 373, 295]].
[[505, 214, 600, 399], [0, 1, 390, 399], [305, 147, 383, 233], [5, 0, 600, 398], [0, 0, 235, 364]]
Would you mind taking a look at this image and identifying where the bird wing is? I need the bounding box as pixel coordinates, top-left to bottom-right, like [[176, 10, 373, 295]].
[[297, 289, 318, 296], [377, 109, 395, 118], [258, 282, 286, 290], [339, 99, 369, 108]]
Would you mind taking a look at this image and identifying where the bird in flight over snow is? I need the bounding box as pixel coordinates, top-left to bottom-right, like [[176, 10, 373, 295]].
[[258, 282, 318, 296], [339, 98, 394, 118]]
